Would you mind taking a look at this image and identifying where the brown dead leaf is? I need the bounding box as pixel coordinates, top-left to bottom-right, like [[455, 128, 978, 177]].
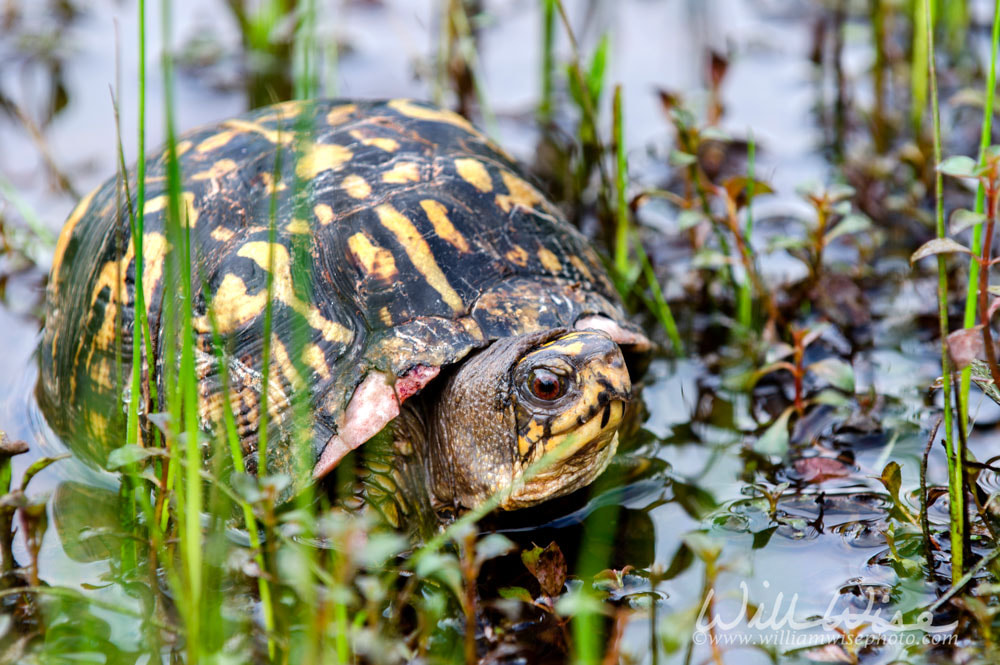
[[521, 541, 567, 597]]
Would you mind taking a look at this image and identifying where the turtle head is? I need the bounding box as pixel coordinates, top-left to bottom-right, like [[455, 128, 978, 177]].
[[427, 329, 631, 512]]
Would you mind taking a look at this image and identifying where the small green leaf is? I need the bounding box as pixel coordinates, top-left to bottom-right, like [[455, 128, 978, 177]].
[[669, 150, 697, 167], [692, 249, 731, 269], [700, 127, 732, 142], [106, 445, 163, 470], [498, 586, 534, 603], [681, 531, 723, 562], [677, 209, 708, 230], [586, 34, 610, 104], [554, 587, 606, 617], [754, 407, 793, 456], [767, 235, 810, 252], [474, 533, 516, 566], [966, 359, 1000, 405], [937, 155, 978, 177], [825, 213, 871, 242], [949, 208, 988, 235], [879, 461, 902, 499], [807, 357, 855, 392], [357, 532, 408, 568], [826, 183, 856, 203], [910, 237, 972, 264]]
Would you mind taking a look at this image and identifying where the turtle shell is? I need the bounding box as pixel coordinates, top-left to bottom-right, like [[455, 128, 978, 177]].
[[39, 99, 646, 478]]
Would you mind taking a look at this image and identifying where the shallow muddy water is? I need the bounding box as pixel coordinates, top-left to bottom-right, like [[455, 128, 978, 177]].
[[1, 0, 997, 662]]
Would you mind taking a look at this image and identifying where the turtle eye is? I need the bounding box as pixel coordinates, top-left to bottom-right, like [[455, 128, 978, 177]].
[[529, 369, 566, 401]]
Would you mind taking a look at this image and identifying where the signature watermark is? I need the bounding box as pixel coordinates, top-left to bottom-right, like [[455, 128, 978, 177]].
[[691, 580, 957, 647]]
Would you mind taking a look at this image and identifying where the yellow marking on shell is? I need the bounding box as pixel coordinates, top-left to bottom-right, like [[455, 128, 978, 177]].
[[454, 158, 493, 192], [420, 200, 470, 252], [303, 343, 331, 381], [223, 118, 292, 145], [211, 226, 236, 242], [237, 242, 354, 344], [139, 232, 168, 310], [388, 99, 478, 134], [176, 140, 193, 156], [296, 143, 353, 180], [537, 247, 562, 273], [89, 357, 114, 391], [569, 255, 595, 282], [326, 104, 358, 126], [314, 203, 335, 225], [379, 307, 393, 327], [342, 174, 371, 199], [505, 245, 529, 266], [258, 172, 287, 194], [376, 204, 465, 313], [381, 161, 420, 184], [349, 129, 399, 152], [348, 232, 398, 281], [50, 186, 99, 293], [87, 231, 168, 355], [286, 218, 311, 234], [496, 170, 544, 213], [197, 130, 238, 153], [87, 410, 110, 441], [270, 334, 306, 392], [143, 192, 199, 227], [208, 273, 268, 333], [192, 158, 238, 181], [257, 100, 305, 122]]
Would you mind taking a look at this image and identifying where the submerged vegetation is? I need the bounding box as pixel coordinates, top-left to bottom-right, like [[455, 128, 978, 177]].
[[8, 0, 1000, 663]]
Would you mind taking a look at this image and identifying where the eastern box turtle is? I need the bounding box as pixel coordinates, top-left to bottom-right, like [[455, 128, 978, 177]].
[[38, 99, 650, 516]]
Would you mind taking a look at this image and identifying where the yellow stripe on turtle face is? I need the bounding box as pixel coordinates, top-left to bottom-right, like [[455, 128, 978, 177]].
[[420, 200, 470, 252], [348, 232, 399, 281], [341, 174, 371, 199], [50, 186, 99, 294], [381, 161, 420, 184], [496, 170, 543, 213], [387, 99, 478, 134], [375, 204, 465, 313], [236, 241, 354, 345], [296, 143, 353, 180], [454, 158, 493, 192]]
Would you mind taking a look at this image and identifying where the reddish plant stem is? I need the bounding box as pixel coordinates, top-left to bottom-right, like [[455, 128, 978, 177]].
[[792, 330, 805, 416], [980, 175, 1000, 391]]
